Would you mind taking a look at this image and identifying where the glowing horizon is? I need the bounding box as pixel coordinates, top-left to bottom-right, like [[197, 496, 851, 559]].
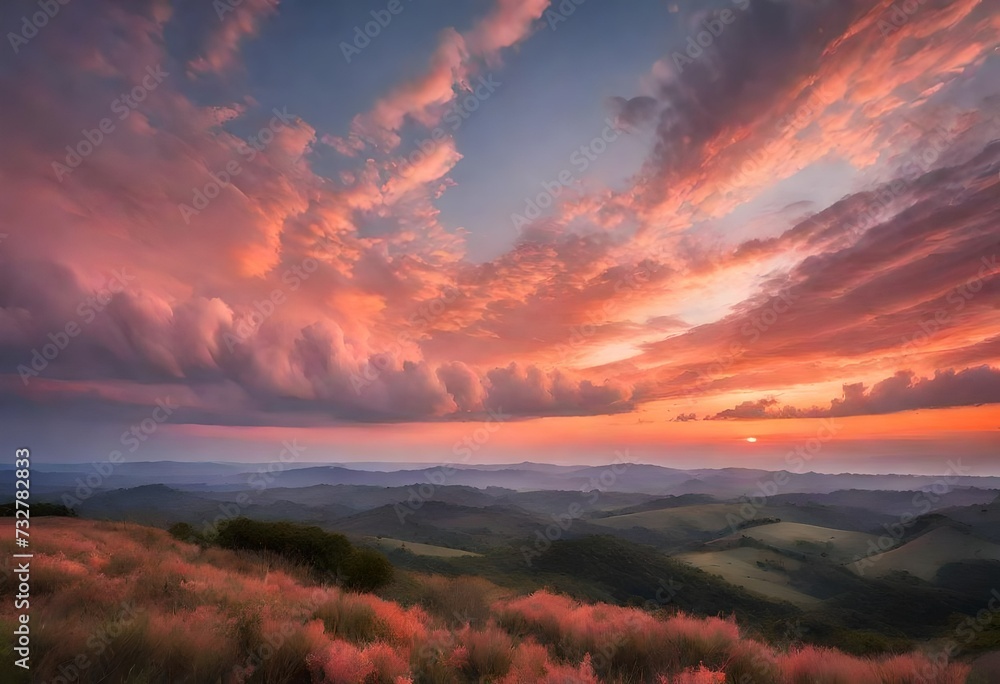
[[1, 0, 998, 474]]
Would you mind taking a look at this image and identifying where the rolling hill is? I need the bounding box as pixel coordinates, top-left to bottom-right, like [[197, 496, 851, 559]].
[[858, 526, 1000, 581], [676, 546, 822, 608], [726, 521, 883, 564]]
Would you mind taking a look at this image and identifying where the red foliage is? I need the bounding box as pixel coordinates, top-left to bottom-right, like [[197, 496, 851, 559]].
[[355, 593, 430, 645], [310, 640, 375, 684], [363, 641, 411, 683], [658, 665, 727, 683], [500, 640, 599, 684], [0, 520, 981, 684]]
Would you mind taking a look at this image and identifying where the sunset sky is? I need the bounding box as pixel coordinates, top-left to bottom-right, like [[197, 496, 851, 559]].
[[0, 0, 998, 474]]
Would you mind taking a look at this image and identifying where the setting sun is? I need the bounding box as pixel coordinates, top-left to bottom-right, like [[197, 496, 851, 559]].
[[4, 1, 1000, 681]]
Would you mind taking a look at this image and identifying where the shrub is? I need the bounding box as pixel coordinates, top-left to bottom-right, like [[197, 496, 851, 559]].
[[455, 625, 514, 681], [720, 639, 781, 684], [144, 607, 238, 683], [662, 614, 739, 670], [313, 597, 380, 644], [773, 645, 861, 683], [412, 574, 499, 625], [356, 595, 430, 645], [410, 627, 464, 684], [168, 521, 201, 543], [343, 548, 395, 593], [228, 601, 265, 655], [105, 552, 143, 577], [658, 665, 727, 683], [0, 519, 982, 684], [216, 518, 353, 578], [500, 640, 599, 684], [214, 518, 392, 593], [27, 555, 90, 596], [872, 652, 971, 684], [493, 590, 574, 646], [363, 641, 411, 683], [243, 619, 327, 684], [308, 640, 375, 684]]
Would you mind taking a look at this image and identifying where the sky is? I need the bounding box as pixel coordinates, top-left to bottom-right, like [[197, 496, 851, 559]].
[[0, 0, 998, 474]]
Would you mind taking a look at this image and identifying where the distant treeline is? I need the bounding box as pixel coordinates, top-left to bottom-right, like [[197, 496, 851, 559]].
[[0, 501, 75, 516], [736, 517, 781, 530]]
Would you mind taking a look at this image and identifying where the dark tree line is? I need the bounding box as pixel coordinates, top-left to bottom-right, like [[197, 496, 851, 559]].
[[169, 517, 393, 592]]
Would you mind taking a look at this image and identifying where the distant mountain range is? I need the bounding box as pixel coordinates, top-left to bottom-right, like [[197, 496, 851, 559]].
[[10, 460, 1000, 498]]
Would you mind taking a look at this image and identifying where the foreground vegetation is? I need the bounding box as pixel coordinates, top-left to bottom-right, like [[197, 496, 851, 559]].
[[0, 518, 978, 683], [169, 517, 394, 593], [383, 534, 1000, 657]]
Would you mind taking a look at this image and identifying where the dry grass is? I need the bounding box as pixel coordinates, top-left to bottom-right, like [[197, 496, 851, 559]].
[[0, 518, 975, 684]]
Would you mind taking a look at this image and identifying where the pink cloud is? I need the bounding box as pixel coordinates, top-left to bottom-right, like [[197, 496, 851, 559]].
[[345, 0, 550, 150], [187, 0, 280, 76]]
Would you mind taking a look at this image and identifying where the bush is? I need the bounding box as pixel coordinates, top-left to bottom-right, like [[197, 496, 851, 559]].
[[313, 597, 380, 644], [456, 625, 514, 681], [215, 518, 353, 578], [3, 519, 979, 684], [342, 548, 394, 593], [203, 518, 392, 593], [411, 574, 499, 626], [168, 521, 201, 543]]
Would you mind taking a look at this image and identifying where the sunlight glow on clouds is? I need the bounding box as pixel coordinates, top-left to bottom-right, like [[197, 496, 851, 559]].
[[0, 0, 998, 470]]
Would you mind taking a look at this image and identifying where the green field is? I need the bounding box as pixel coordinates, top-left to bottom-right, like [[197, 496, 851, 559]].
[[368, 536, 483, 557], [677, 547, 822, 608]]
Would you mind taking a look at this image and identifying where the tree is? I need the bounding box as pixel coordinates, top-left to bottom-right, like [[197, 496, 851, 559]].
[[342, 548, 394, 593], [215, 517, 353, 576], [168, 521, 198, 542]]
